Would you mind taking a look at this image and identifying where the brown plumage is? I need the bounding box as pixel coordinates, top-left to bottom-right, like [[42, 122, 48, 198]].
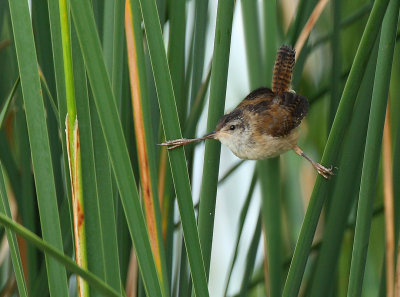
[[161, 45, 334, 178], [234, 87, 308, 137], [272, 45, 295, 94]]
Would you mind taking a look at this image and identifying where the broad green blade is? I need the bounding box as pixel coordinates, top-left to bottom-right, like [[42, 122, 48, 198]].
[[68, 0, 165, 296], [347, 1, 400, 295], [46, 0, 74, 247], [283, 0, 390, 295], [71, 24, 123, 295], [309, 40, 379, 296], [125, 0, 168, 291], [8, 0, 69, 295], [14, 95, 39, 289], [136, 0, 210, 295], [242, 0, 264, 88], [197, 0, 235, 278], [167, 0, 186, 123]]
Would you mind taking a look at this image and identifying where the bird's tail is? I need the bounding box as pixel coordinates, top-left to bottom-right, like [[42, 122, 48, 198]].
[[272, 45, 295, 94]]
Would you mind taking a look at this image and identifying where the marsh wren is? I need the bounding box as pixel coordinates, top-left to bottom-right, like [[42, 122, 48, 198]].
[[161, 45, 334, 179]]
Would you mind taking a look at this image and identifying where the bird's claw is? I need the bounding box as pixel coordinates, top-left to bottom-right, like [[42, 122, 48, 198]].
[[159, 139, 190, 150], [315, 163, 335, 179]]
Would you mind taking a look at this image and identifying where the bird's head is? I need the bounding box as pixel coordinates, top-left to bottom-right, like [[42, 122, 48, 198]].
[[214, 109, 249, 143], [159, 108, 250, 151]]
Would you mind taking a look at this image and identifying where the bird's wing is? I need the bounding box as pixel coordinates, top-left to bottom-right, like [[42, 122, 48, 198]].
[[236, 87, 274, 109], [272, 45, 295, 95], [255, 91, 309, 137]]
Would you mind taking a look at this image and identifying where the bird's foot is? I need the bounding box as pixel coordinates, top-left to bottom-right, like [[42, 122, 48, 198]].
[[159, 138, 195, 150], [314, 163, 335, 179]]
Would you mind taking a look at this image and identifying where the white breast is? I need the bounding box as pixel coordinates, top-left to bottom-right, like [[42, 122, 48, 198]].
[[219, 129, 299, 160]]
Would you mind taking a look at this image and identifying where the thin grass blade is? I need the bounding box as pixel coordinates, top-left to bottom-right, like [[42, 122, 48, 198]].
[[0, 165, 28, 297], [112, 0, 125, 103], [282, 0, 390, 295], [309, 40, 379, 296], [259, 1, 282, 295], [69, 0, 165, 296], [8, 0, 69, 295], [197, 0, 235, 278], [125, 0, 168, 291], [13, 94, 39, 289], [329, 0, 342, 128], [46, 0, 74, 243], [71, 31, 105, 296], [0, 212, 120, 297], [347, 1, 400, 295], [383, 106, 395, 297], [189, 0, 209, 107], [59, 1, 89, 294], [238, 213, 262, 297], [136, 0, 210, 295], [0, 77, 19, 129], [223, 172, 257, 296], [263, 0, 277, 83], [71, 25, 123, 295], [167, 0, 186, 122]]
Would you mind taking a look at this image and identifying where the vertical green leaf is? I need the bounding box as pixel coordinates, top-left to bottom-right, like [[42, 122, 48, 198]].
[[238, 213, 262, 297], [309, 40, 379, 296], [223, 172, 257, 296], [14, 94, 39, 290], [112, 0, 125, 103], [329, 0, 342, 129], [168, 0, 186, 122], [197, 0, 235, 278], [59, 2, 90, 296], [347, 1, 400, 295], [7, 0, 69, 296], [72, 29, 105, 296], [69, 0, 165, 296], [257, 159, 282, 297], [263, 0, 278, 83], [258, 1, 282, 296], [90, 90, 123, 294], [46, 0, 74, 242], [125, 0, 168, 292], [241, 0, 264, 87], [189, 0, 209, 107], [283, 0, 390, 295], [136, 0, 210, 295], [72, 25, 123, 295]]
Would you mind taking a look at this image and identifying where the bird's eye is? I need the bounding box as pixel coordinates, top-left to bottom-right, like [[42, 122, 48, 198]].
[[229, 125, 236, 130]]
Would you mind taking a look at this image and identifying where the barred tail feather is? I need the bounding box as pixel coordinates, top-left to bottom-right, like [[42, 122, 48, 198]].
[[272, 45, 295, 94]]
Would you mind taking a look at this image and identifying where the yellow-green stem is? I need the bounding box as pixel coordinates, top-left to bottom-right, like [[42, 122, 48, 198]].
[[59, 0, 88, 295], [59, 0, 77, 153], [65, 117, 89, 297]]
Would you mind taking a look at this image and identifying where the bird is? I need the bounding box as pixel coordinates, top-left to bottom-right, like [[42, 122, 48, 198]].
[[160, 45, 334, 179]]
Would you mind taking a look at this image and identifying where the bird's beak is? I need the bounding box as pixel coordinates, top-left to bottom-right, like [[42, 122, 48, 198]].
[[159, 130, 216, 150], [201, 130, 216, 140]]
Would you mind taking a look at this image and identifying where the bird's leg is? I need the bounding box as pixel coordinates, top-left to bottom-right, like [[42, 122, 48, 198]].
[[159, 138, 198, 149], [159, 131, 216, 150], [293, 145, 334, 179]]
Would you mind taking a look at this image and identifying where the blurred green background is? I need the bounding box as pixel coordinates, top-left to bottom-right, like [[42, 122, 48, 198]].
[[0, 0, 399, 296]]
